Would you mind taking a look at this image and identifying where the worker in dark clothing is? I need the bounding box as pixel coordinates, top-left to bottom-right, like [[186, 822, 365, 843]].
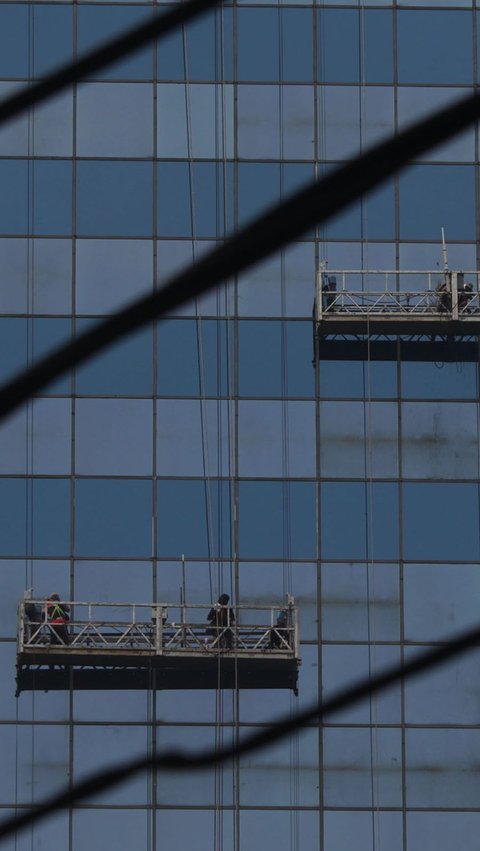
[[458, 281, 474, 313], [322, 276, 337, 313], [206, 593, 235, 649], [24, 600, 41, 643], [436, 280, 451, 313], [45, 593, 70, 645], [269, 610, 289, 649]]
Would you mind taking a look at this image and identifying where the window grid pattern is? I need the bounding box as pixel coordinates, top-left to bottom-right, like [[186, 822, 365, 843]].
[[0, 3, 479, 851]]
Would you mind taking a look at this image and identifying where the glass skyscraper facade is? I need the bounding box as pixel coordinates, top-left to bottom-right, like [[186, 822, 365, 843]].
[[1, 0, 480, 849]]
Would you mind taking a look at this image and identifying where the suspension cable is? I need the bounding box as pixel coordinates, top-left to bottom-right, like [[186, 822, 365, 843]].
[[357, 2, 381, 844], [181, 22, 217, 605]]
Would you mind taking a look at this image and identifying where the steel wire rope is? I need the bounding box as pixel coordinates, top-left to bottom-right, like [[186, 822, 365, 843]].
[[317, 6, 327, 270], [211, 11, 234, 848], [181, 24, 217, 609], [364, 316, 382, 851], [181, 24, 226, 849], [213, 11, 239, 838], [357, 4, 381, 848], [25, 13, 36, 850], [3, 90, 480, 421], [276, 10, 299, 850], [212, 11, 238, 843]]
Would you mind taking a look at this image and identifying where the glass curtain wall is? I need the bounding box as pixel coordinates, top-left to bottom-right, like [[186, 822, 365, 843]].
[[0, 0, 479, 849]]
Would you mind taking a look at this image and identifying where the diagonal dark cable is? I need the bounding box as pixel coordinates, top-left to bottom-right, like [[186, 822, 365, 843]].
[[0, 0, 223, 127], [2, 90, 480, 422], [4, 622, 480, 842]]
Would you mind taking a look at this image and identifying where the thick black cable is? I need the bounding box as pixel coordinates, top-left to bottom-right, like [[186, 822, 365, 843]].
[[2, 90, 480, 422], [0, 0, 223, 127], [4, 623, 480, 842]]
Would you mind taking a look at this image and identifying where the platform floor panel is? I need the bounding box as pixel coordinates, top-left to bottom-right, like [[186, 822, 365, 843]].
[[316, 337, 480, 362], [317, 317, 480, 336], [17, 657, 299, 692]]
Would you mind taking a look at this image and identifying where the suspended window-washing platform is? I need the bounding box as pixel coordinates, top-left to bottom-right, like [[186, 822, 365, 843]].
[[16, 598, 300, 695], [314, 269, 480, 362]]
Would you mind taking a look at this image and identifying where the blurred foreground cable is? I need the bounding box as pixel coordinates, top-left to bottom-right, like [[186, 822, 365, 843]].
[[1, 90, 480, 421], [2, 623, 480, 841]]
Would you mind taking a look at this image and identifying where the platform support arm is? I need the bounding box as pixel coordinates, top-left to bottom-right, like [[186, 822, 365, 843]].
[[451, 272, 459, 320], [154, 605, 164, 656]]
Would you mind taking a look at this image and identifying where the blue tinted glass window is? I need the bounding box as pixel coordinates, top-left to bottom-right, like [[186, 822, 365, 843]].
[[364, 182, 395, 240], [34, 161, 72, 236], [320, 10, 359, 84], [364, 10, 393, 83], [320, 401, 398, 478], [239, 321, 314, 398], [238, 161, 311, 227], [0, 318, 27, 384], [239, 400, 316, 478], [407, 813, 480, 851], [322, 563, 400, 642], [325, 812, 403, 851], [0, 479, 26, 555], [406, 729, 480, 809], [77, 6, 153, 81], [238, 9, 279, 82], [398, 11, 473, 84], [0, 398, 71, 476], [0, 6, 28, 77], [32, 479, 70, 556], [75, 480, 152, 558], [157, 163, 191, 237], [319, 361, 397, 399], [77, 162, 153, 238], [326, 180, 395, 240], [75, 399, 153, 476], [0, 161, 28, 235], [404, 564, 480, 642], [73, 726, 148, 804], [239, 481, 316, 559], [0, 162, 72, 236], [76, 321, 153, 397], [399, 166, 475, 242], [157, 320, 232, 397], [319, 9, 393, 84], [321, 482, 399, 561], [157, 162, 233, 238], [403, 483, 480, 562], [33, 6, 73, 77], [283, 162, 314, 199], [238, 163, 280, 228], [402, 360, 477, 400], [402, 402, 478, 480], [157, 7, 233, 82], [77, 83, 154, 159], [157, 26, 184, 80], [0, 318, 72, 398], [184, 8, 233, 81], [73, 811, 149, 851], [157, 399, 231, 477], [0, 479, 70, 556], [157, 479, 232, 559], [281, 9, 313, 82], [33, 318, 72, 395], [76, 238, 153, 316]]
